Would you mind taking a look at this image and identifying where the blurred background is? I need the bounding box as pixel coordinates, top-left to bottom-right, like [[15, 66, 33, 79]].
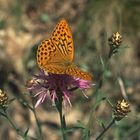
[[0, 0, 140, 140]]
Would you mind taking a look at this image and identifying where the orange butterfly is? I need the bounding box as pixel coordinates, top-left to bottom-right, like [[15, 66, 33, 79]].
[[37, 18, 92, 81]]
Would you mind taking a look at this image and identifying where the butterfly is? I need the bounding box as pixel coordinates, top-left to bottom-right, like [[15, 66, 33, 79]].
[[37, 18, 92, 81]]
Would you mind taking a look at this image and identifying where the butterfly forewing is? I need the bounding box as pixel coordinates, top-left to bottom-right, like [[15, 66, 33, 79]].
[[51, 19, 74, 62], [37, 38, 70, 74], [37, 39, 55, 69]]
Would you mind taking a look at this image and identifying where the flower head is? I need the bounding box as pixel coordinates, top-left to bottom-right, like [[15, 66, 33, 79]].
[[113, 99, 131, 121], [27, 70, 92, 108], [108, 32, 122, 47], [108, 32, 122, 58], [0, 89, 8, 109]]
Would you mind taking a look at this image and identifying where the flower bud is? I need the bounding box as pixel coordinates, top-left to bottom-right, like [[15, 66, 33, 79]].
[[113, 99, 131, 121], [0, 89, 8, 108], [108, 32, 122, 47], [27, 78, 37, 88]]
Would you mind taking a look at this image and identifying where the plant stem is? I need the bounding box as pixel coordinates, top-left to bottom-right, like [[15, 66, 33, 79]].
[[19, 98, 43, 139], [32, 108, 43, 140], [108, 48, 113, 59], [4, 109, 28, 140], [59, 107, 67, 140], [56, 91, 67, 140], [96, 119, 115, 140]]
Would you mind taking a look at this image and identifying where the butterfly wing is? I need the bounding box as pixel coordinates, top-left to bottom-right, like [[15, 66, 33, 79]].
[[66, 65, 92, 81], [37, 19, 74, 73], [37, 39, 65, 69], [37, 37, 73, 74], [51, 18, 74, 62]]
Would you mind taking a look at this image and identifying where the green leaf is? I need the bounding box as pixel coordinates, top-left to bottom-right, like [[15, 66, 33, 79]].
[[0, 111, 6, 117], [100, 56, 106, 70], [65, 126, 85, 133], [8, 98, 16, 104], [18, 98, 33, 110], [77, 120, 86, 128], [24, 127, 29, 136], [81, 129, 90, 140]]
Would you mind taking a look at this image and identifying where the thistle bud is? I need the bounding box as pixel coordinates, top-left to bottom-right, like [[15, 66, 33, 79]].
[[108, 32, 123, 58], [27, 78, 37, 88], [0, 89, 8, 108], [113, 99, 131, 121], [108, 32, 122, 47]]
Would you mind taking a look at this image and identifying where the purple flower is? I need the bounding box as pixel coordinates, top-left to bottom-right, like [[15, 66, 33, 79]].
[[27, 70, 93, 108]]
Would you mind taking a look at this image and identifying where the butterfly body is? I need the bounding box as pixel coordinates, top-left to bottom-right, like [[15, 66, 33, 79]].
[[37, 19, 92, 81]]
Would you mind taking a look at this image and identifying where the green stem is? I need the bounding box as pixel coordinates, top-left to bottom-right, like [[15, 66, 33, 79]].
[[56, 92, 67, 140], [108, 48, 113, 59], [32, 108, 43, 140], [96, 119, 115, 140], [59, 108, 67, 140], [19, 98, 43, 139], [88, 50, 112, 135], [4, 109, 28, 140]]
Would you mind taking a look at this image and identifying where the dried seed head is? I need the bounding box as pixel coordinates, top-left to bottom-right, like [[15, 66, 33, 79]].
[[108, 32, 122, 47], [27, 78, 38, 88], [113, 99, 131, 121], [0, 89, 8, 108]]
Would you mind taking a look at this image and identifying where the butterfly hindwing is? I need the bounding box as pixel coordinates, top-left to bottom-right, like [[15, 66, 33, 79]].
[[66, 65, 92, 81]]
